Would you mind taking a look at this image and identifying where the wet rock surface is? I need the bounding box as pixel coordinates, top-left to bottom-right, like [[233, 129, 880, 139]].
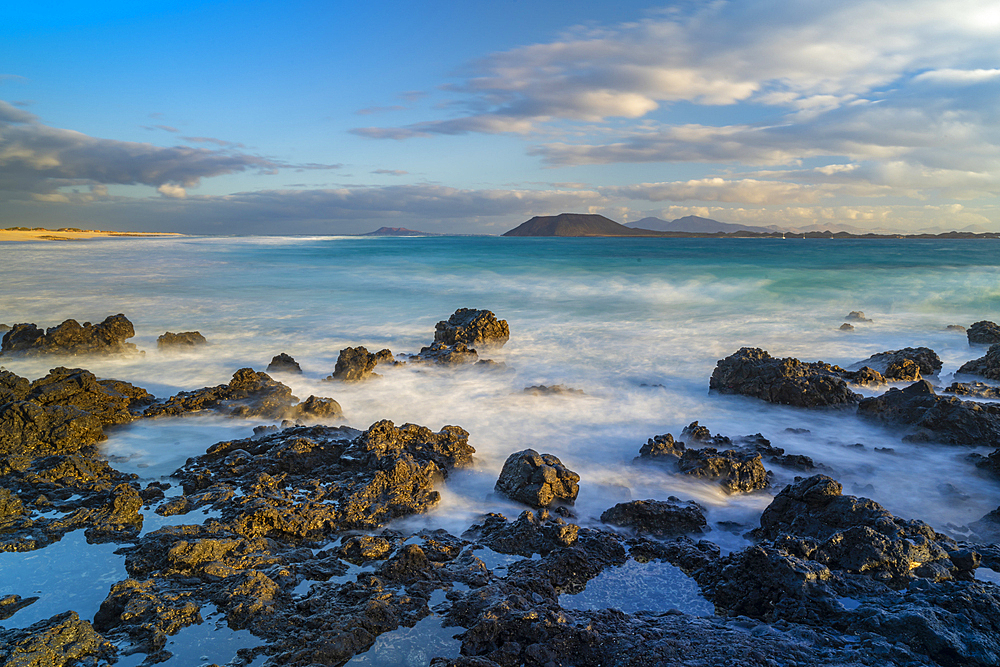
[[156, 330, 207, 349], [855, 347, 943, 376], [846, 311, 872, 322], [411, 341, 480, 365], [0, 611, 115, 666], [945, 382, 1000, 399], [434, 308, 509, 348], [968, 320, 1000, 345], [522, 384, 584, 396], [1, 314, 139, 356], [494, 449, 580, 508], [858, 379, 1000, 446], [266, 352, 302, 374], [710, 347, 861, 407], [600, 498, 707, 536], [958, 343, 1000, 380], [328, 345, 394, 381], [143, 368, 342, 422]]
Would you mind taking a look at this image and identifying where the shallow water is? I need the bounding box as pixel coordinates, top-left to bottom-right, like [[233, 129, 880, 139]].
[[2, 235, 999, 645]]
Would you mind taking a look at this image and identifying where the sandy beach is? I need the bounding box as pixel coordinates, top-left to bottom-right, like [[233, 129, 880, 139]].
[[1, 227, 183, 242]]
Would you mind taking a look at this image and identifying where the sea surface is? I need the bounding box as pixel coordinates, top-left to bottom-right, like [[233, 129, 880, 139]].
[[2, 235, 999, 661]]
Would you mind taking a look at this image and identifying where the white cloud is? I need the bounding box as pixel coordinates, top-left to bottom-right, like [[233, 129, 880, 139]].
[[157, 183, 187, 198]]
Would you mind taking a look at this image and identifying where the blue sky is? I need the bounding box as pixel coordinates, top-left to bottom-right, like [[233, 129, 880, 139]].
[[2, 0, 999, 234]]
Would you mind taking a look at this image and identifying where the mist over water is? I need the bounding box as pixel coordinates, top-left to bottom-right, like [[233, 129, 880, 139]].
[[2, 235, 1000, 546]]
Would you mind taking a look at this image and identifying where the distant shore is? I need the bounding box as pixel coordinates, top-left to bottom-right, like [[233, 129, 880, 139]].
[[1, 227, 184, 242]]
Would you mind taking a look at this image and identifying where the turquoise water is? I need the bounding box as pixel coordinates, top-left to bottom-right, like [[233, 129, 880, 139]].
[[1, 236, 999, 642]]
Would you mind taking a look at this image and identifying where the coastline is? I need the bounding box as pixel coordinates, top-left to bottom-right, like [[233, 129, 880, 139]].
[[1, 227, 184, 242]]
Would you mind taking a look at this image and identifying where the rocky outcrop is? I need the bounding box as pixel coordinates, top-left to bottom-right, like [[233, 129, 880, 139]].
[[0, 401, 104, 467], [0, 611, 115, 666], [858, 379, 1000, 445], [328, 346, 393, 381], [678, 447, 770, 493], [522, 384, 584, 395], [636, 433, 686, 461], [855, 347, 942, 376], [968, 320, 1000, 345], [267, 353, 302, 374], [1, 314, 138, 356], [600, 498, 707, 536], [710, 347, 860, 408], [434, 308, 509, 348], [410, 341, 479, 365], [143, 368, 341, 421], [845, 311, 872, 322], [464, 510, 579, 556], [23, 367, 153, 426], [494, 449, 580, 508], [156, 331, 207, 349], [958, 344, 1000, 380], [945, 382, 1000, 399]]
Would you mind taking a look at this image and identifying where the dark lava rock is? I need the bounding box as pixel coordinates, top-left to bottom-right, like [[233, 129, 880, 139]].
[[266, 352, 302, 373], [464, 510, 579, 556], [156, 330, 207, 349], [948, 324, 968, 332], [636, 432, 685, 461], [753, 475, 959, 582], [944, 381, 1000, 399], [710, 347, 861, 408], [0, 593, 38, 621], [339, 535, 393, 563], [434, 308, 509, 348], [969, 507, 1000, 542], [855, 347, 943, 376], [600, 497, 707, 536], [143, 368, 341, 421], [494, 449, 580, 508], [858, 379, 1000, 445], [0, 323, 9, 333], [958, 343, 1000, 380], [885, 358, 922, 381], [328, 345, 394, 381], [677, 447, 770, 494], [0, 611, 115, 666], [846, 311, 872, 322], [1, 314, 138, 356], [968, 320, 1000, 345], [0, 401, 104, 466], [839, 323, 854, 331], [411, 341, 479, 365], [25, 367, 153, 426], [522, 384, 584, 396]]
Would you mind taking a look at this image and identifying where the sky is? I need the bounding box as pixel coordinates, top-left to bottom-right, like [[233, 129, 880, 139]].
[[2, 0, 999, 235]]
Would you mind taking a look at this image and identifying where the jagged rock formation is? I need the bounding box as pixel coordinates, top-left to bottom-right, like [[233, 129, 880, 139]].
[[156, 331, 207, 349], [1, 314, 138, 356], [958, 344, 1000, 380], [266, 353, 302, 374], [434, 308, 509, 348], [328, 346, 394, 381], [710, 347, 861, 408], [968, 320, 1000, 345], [494, 449, 580, 508]]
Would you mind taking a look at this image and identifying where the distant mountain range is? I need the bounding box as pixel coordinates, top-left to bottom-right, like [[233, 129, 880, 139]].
[[625, 215, 772, 234], [360, 226, 437, 236], [500, 213, 1000, 239]]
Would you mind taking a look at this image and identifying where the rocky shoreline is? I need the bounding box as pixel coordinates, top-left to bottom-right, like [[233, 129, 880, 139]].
[[2, 312, 1000, 666]]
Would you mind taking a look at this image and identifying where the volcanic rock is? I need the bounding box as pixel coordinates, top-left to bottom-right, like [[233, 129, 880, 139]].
[[600, 497, 707, 536], [1, 314, 138, 356], [855, 347, 942, 376], [968, 320, 1000, 345], [411, 341, 479, 365], [710, 347, 861, 408], [845, 311, 872, 322], [858, 379, 1000, 445], [25, 367, 153, 426], [677, 447, 769, 494], [329, 345, 393, 381], [958, 343, 1000, 380], [434, 308, 509, 348], [839, 323, 854, 331], [266, 352, 302, 373], [464, 510, 579, 556], [944, 382, 1000, 399], [156, 331, 207, 349], [522, 384, 584, 396], [143, 368, 340, 421], [0, 611, 115, 666], [495, 449, 580, 508], [636, 433, 685, 461]]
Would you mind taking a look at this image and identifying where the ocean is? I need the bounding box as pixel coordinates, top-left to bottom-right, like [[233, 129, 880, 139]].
[[2, 235, 999, 660]]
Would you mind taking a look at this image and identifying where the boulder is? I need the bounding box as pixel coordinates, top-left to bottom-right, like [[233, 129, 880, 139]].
[[144, 368, 340, 421], [839, 323, 854, 331], [677, 447, 770, 494], [1, 314, 138, 356], [845, 311, 872, 322], [25, 367, 153, 426], [600, 497, 707, 536], [968, 320, 1000, 345], [434, 308, 509, 348], [709, 347, 860, 408], [858, 379, 1000, 445], [0, 401, 104, 466], [156, 331, 207, 349], [329, 346, 393, 381], [957, 343, 1000, 380], [853, 347, 942, 376], [884, 359, 922, 381], [266, 353, 302, 373], [410, 341, 479, 365], [465, 510, 579, 556], [635, 433, 685, 461], [495, 449, 580, 508]]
